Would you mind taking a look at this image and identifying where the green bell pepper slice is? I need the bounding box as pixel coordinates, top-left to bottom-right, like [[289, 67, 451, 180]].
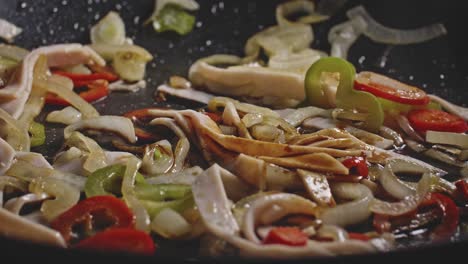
[[85, 164, 147, 197], [29, 121, 46, 147], [305, 57, 384, 132], [134, 184, 192, 201], [152, 4, 196, 35], [140, 195, 194, 218]]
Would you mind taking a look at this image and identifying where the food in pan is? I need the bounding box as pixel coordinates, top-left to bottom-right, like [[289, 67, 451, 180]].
[[0, 0, 466, 259]]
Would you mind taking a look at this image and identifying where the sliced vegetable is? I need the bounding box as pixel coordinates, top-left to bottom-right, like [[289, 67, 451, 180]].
[[45, 79, 109, 106], [347, 5, 446, 45], [341, 156, 369, 177], [263, 227, 308, 246], [0, 18, 22, 43], [50, 195, 135, 243], [90, 11, 126, 45], [305, 57, 384, 132], [151, 208, 192, 239], [425, 130, 468, 149], [419, 192, 459, 241], [29, 121, 46, 147], [152, 4, 196, 35], [113, 51, 150, 82], [354, 72, 430, 105], [75, 228, 156, 255], [52, 70, 119, 86], [84, 164, 146, 198], [407, 109, 468, 133]]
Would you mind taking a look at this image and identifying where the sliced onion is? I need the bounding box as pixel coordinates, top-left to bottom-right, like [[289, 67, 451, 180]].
[[284, 106, 325, 127], [268, 49, 325, 74], [0, 18, 22, 43], [46, 106, 82, 125], [149, 118, 190, 172], [222, 102, 252, 139], [378, 159, 425, 200], [141, 140, 175, 175], [41, 74, 99, 119], [370, 172, 433, 216], [122, 156, 150, 232], [89, 44, 152, 62], [347, 6, 447, 45], [276, 0, 328, 26], [424, 149, 466, 168], [64, 115, 136, 143], [0, 108, 30, 151], [91, 11, 126, 45], [405, 138, 427, 153], [64, 132, 107, 174], [328, 16, 367, 59], [241, 113, 264, 128], [29, 177, 80, 221], [59, 64, 91, 74], [396, 115, 424, 142], [151, 208, 192, 239], [321, 183, 373, 227], [108, 80, 146, 92], [0, 44, 29, 61]]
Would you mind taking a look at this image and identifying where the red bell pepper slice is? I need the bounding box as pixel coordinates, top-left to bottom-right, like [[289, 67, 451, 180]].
[[407, 109, 468, 133], [354, 71, 430, 105], [419, 192, 459, 241], [455, 180, 468, 205], [50, 195, 135, 244], [348, 232, 371, 241], [53, 70, 119, 86], [74, 228, 156, 255], [45, 79, 109, 106], [263, 227, 308, 246], [342, 156, 369, 177]]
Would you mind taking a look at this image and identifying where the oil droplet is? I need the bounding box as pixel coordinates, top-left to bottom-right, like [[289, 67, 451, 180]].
[[196, 21, 202, 28], [409, 75, 414, 81], [358, 56, 366, 64], [206, 40, 212, 46]]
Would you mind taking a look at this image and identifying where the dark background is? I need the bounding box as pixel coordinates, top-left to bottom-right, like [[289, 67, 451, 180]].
[[0, 0, 467, 263]]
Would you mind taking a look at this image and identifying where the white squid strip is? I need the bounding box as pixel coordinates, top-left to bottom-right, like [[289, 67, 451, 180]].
[[4, 193, 50, 215], [0, 207, 66, 247], [157, 84, 214, 104], [194, 164, 382, 258], [0, 43, 105, 118], [64, 115, 137, 143]]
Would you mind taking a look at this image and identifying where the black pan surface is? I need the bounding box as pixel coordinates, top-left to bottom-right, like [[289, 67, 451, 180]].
[[0, 0, 467, 263]]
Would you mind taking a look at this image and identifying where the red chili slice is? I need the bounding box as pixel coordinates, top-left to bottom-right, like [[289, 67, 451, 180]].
[[342, 156, 369, 177], [354, 71, 430, 105], [74, 228, 156, 255], [53, 70, 119, 85], [45, 79, 109, 106], [50, 196, 135, 244], [407, 109, 468, 133], [419, 192, 459, 241], [263, 227, 308, 246]]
